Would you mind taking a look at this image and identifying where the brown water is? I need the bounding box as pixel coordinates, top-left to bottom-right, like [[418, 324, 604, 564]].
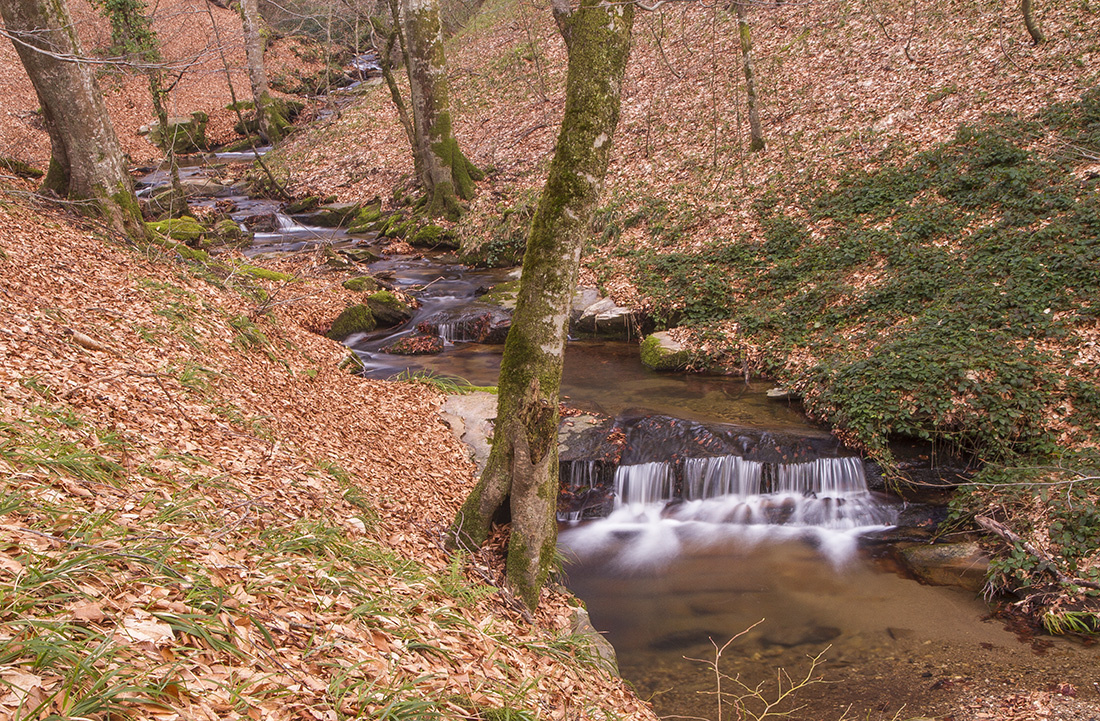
[[564, 535, 1100, 720]]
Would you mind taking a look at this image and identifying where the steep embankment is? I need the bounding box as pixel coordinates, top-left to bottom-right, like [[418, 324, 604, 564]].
[[0, 195, 652, 717]]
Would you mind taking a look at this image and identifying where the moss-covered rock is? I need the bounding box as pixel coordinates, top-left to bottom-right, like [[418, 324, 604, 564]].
[[640, 331, 691, 371], [367, 290, 413, 327], [342, 276, 379, 292], [233, 98, 305, 136], [305, 203, 362, 228], [410, 223, 459, 249], [149, 111, 209, 154], [214, 218, 249, 246], [347, 203, 385, 234], [146, 217, 207, 244], [284, 196, 323, 214], [326, 304, 376, 340]]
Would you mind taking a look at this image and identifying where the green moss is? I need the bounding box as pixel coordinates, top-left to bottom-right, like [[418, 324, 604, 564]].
[[146, 217, 206, 243], [326, 304, 376, 340], [236, 264, 296, 282], [640, 332, 690, 371], [0, 156, 43, 179], [342, 276, 378, 292], [409, 223, 458, 249], [366, 291, 412, 327]]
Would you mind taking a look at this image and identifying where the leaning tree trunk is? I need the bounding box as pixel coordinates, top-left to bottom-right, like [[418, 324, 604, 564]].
[[396, 0, 482, 220], [451, 0, 634, 610], [0, 0, 146, 239], [1021, 0, 1044, 45], [240, 0, 284, 142], [735, 1, 764, 152]]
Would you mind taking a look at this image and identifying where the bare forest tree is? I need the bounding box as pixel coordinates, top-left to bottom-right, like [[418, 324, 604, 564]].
[[241, 0, 287, 142], [451, 0, 635, 610], [0, 0, 147, 239], [394, 0, 482, 219], [733, 0, 764, 152], [1021, 0, 1043, 45]]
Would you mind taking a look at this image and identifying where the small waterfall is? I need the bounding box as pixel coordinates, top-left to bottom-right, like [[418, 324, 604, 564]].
[[560, 461, 602, 521], [438, 321, 481, 344], [614, 462, 674, 507], [682, 456, 763, 499], [773, 456, 867, 495], [585, 454, 896, 530]]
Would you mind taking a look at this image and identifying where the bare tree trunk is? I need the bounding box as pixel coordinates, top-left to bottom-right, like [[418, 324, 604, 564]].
[[240, 0, 284, 142], [396, 0, 482, 220], [378, 3, 422, 182], [1022, 0, 1043, 45], [451, 0, 634, 610], [735, 1, 764, 152], [0, 0, 146, 239]]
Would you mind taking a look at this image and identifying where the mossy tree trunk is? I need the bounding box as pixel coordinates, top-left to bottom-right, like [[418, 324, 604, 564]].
[[451, 0, 634, 610], [0, 0, 147, 239], [396, 0, 482, 220], [240, 0, 285, 143], [1021, 0, 1044, 45], [734, 1, 764, 152]]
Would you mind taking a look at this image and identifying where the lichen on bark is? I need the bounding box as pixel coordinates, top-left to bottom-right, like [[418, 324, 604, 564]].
[[451, 0, 634, 610]]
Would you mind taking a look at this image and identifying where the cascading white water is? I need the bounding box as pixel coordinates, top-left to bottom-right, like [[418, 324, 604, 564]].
[[682, 455, 763, 499], [562, 454, 898, 569], [614, 461, 674, 507], [561, 461, 602, 521]]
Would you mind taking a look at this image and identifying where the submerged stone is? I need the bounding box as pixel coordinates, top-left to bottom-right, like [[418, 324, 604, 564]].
[[897, 541, 989, 593]]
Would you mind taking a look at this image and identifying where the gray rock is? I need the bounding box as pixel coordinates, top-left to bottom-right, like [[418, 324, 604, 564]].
[[440, 392, 498, 474], [897, 541, 989, 593], [571, 606, 619, 674]]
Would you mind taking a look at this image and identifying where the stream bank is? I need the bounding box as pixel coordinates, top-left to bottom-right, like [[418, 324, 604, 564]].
[[142, 152, 1100, 721]]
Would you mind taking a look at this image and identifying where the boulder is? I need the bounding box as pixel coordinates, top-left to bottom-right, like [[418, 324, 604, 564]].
[[326, 304, 376, 340], [366, 291, 413, 328], [572, 296, 636, 338], [242, 212, 278, 232], [640, 331, 691, 371], [897, 542, 989, 593], [147, 111, 209, 154], [410, 224, 459, 250], [440, 391, 498, 474], [293, 202, 361, 228], [342, 276, 379, 293]]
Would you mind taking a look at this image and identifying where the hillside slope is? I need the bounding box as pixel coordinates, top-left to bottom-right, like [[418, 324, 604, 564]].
[[0, 190, 653, 718]]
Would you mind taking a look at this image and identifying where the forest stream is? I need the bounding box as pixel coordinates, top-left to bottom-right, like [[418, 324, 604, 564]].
[[149, 157, 1100, 720]]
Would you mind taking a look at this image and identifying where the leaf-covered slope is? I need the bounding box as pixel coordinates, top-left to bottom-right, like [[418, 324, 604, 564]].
[[0, 193, 654, 720]]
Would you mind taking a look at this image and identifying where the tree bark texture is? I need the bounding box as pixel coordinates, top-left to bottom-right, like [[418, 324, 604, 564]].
[[240, 0, 284, 142], [396, 0, 482, 220], [1021, 0, 1044, 45], [735, 1, 764, 152], [451, 0, 634, 610], [0, 0, 146, 239]]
